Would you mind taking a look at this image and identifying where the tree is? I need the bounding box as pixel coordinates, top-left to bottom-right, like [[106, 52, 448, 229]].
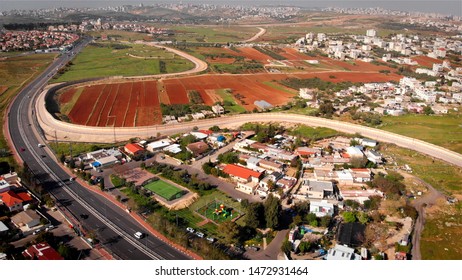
[[244, 202, 265, 229], [281, 239, 293, 256], [99, 179, 105, 191], [69, 159, 75, 169], [319, 101, 335, 117], [293, 201, 310, 217], [357, 212, 369, 224], [59, 154, 65, 163], [79, 161, 85, 171], [320, 215, 332, 228], [217, 221, 241, 244], [423, 105, 434, 115], [299, 241, 312, 253], [264, 194, 281, 229], [209, 125, 220, 132], [342, 211, 357, 223]]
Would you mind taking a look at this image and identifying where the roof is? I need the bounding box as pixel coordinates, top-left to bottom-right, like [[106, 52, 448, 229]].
[[0, 221, 8, 232], [327, 244, 360, 260], [223, 164, 263, 180], [22, 242, 64, 260], [11, 210, 40, 225], [125, 143, 144, 154], [147, 139, 171, 149], [0, 191, 30, 208], [190, 131, 208, 140], [186, 141, 209, 156]]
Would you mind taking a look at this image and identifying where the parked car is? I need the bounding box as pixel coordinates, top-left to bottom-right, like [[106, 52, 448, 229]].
[[37, 143, 45, 148], [32, 229, 42, 235], [186, 227, 195, 233], [134, 232, 144, 239], [45, 225, 55, 232], [195, 232, 205, 238], [206, 237, 216, 243]]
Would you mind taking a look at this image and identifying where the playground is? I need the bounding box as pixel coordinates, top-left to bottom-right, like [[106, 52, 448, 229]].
[[195, 200, 241, 224]]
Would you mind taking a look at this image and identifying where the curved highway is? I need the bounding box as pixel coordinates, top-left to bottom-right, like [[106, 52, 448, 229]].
[[7, 37, 191, 260]]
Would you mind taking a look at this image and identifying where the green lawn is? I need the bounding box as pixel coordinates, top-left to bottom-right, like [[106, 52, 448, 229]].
[[290, 124, 339, 140], [110, 174, 126, 188], [216, 89, 246, 113], [144, 180, 185, 201], [53, 42, 194, 82], [379, 112, 462, 154], [262, 81, 298, 95]]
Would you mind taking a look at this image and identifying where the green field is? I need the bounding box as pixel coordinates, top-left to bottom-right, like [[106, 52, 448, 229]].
[[53, 42, 194, 82], [379, 112, 462, 154], [216, 89, 246, 113], [144, 180, 185, 201], [162, 25, 257, 43], [196, 200, 240, 223], [290, 124, 339, 140], [0, 53, 56, 164]]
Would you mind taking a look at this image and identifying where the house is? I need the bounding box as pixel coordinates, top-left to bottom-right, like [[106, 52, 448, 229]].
[[87, 148, 121, 170], [0, 221, 8, 236], [295, 147, 322, 158], [299, 88, 315, 100], [11, 209, 41, 230], [0, 179, 11, 194], [124, 143, 145, 158], [349, 168, 372, 183], [22, 242, 64, 260], [223, 164, 263, 184], [366, 150, 383, 164], [301, 180, 334, 199], [346, 146, 364, 158], [326, 244, 361, 260], [186, 141, 209, 157], [336, 169, 354, 185], [0, 191, 32, 212], [259, 159, 284, 173], [146, 139, 172, 152], [276, 177, 297, 190], [254, 100, 273, 110], [339, 189, 383, 204], [1, 172, 19, 184], [190, 131, 209, 140], [309, 200, 334, 217], [212, 105, 225, 114], [360, 138, 377, 147]]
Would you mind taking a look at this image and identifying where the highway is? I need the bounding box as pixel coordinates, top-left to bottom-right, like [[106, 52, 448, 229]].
[[6, 37, 191, 260]]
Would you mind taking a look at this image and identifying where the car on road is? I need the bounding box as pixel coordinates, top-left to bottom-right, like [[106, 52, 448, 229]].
[[37, 143, 45, 148], [32, 229, 42, 235], [45, 225, 55, 232], [186, 227, 195, 233], [134, 232, 144, 239], [195, 231, 205, 238], [20, 147, 25, 152]]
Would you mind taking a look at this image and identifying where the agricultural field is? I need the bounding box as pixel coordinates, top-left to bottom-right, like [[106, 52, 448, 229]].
[[58, 69, 401, 127], [57, 80, 162, 127], [157, 25, 258, 43], [380, 112, 462, 154], [144, 180, 185, 201], [0, 53, 56, 158], [53, 41, 194, 82]]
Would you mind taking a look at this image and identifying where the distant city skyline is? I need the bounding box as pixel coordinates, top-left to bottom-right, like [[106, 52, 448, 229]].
[[0, 0, 460, 17]]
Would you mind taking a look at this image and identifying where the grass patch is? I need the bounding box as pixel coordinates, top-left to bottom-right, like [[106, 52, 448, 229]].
[[0, 53, 56, 166], [49, 142, 117, 157], [379, 144, 462, 259], [53, 42, 193, 82], [110, 174, 126, 188], [216, 89, 246, 113], [162, 25, 257, 43], [290, 124, 339, 140], [144, 180, 185, 201], [262, 81, 298, 95], [58, 87, 84, 115], [379, 112, 462, 154]]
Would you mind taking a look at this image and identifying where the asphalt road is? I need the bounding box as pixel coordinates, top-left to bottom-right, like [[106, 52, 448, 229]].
[[7, 37, 190, 260]]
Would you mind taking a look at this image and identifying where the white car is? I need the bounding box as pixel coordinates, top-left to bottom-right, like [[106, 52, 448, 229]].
[[195, 232, 205, 238], [134, 232, 144, 239], [186, 227, 195, 233]]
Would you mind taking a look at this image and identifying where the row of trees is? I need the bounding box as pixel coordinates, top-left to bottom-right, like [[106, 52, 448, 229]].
[[242, 194, 282, 230]]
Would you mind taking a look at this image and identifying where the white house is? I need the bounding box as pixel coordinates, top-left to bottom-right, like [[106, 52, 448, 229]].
[[326, 244, 361, 260], [309, 200, 334, 217]]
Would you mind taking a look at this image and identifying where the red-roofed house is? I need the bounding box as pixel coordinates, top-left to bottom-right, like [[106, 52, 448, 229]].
[[223, 164, 263, 184], [0, 191, 32, 212], [23, 242, 64, 260], [124, 143, 145, 158]]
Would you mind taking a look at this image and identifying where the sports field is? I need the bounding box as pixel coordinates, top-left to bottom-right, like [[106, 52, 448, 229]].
[[144, 180, 185, 201]]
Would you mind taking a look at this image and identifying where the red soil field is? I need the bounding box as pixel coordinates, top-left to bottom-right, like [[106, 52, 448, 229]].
[[0, 86, 7, 95], [238, 47, 273, 62], [412, 56, 443, 68], [63, 68, 401, 127], [59, 88, 76, 104], [66, 81, 163, 127], [68, 85, 104, 125]]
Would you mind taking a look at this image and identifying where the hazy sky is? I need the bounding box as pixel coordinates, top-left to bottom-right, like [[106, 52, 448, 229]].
[[0, 0, 460, 16]]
